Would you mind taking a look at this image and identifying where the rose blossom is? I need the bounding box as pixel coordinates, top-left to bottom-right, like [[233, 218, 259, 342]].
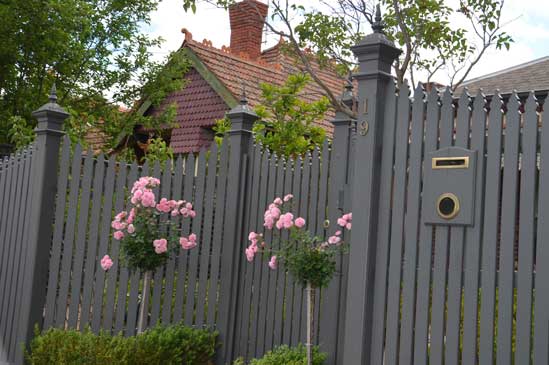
[[101, 255, 113, 271], [180, 236, 197, 250], [127, 224, 135, 234], [153, 238, 168, 254], [268, 255, 277, 270], [113, 231, 124, 240], [283, 194, 293, 202], [295, 217, 306, 228]]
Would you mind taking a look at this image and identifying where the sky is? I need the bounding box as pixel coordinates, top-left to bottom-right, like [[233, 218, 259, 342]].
[[143, 0, 549, 85]]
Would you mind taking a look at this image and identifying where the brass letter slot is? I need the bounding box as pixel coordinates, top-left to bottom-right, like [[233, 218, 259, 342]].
[[432, 156, 469, 169]]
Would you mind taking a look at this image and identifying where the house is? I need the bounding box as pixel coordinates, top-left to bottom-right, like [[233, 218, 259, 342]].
[[139, 0, 346, 154], [455, 56, 549, 98]]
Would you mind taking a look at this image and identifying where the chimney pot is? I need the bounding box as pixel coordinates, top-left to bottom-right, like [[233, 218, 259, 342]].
[[229, 0, 268, 60]]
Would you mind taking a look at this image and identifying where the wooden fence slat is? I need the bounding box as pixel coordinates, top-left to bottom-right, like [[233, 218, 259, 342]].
[[173, 153, 194, 323], [207, 141, 229, 327], [195, 143, 219, 326], [91, 156, 117, 332], [264, 156, 286, 350], [114, 163, 138, 333], [236, 143, 261, 357], [6, 151, 32, 358], [384, 81, 411, 365], [126, 162, 150, 335], [461, 91, 487, 365], [284, 156, 303, 347], [184, 150, 207, 326], [430, 88, 455, 365], [514, 93, 538, 364], [413, 87, 440, 365], [79, 154, 106, 329], [496, 93, 521, 365], [478, 93, 504, 365], [68, 150, 95, 329], [161, 155, 184, 325], [371, 80, 398, 365], [102, 160, 128, 332], [0, 153, 16, 355], [149, 161, 167, 328], [255, 152, 277, 356], [274, 156, 294, 346], [297, 153, 312, 346], [533, 96, 549, 364], [248, 149, 270, 356], [55, 144, 83, 327], [445, 91, 471, 365], [314, 141, 330, 343], [399, 84, 426, 364]]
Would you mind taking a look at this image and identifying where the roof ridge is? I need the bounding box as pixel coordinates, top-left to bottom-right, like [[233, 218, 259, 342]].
[[183, 38, 283, 72], [461, 55, 549, 86]]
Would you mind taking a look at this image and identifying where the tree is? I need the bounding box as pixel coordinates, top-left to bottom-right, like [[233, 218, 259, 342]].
[[186, 0, 512, 114], [213, 73, 329, 158], [0, 0, 190, 156]]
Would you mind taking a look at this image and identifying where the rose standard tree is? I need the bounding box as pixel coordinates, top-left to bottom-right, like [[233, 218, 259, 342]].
[[245, 194, 351, 364], [102, 176, 198, 333]]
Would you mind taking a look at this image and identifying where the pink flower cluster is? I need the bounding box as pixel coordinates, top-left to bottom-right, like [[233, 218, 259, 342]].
[[245, 231, 263, 262], [156, 198, 196, 218], [153, 238, 168, 254], [337, 212, 352, 230], [180, 233, 197, 250], [101, 255, 113, 271], [130, 177, 160, 207], [263, 194, 305, 231], [111, 209, 136, 241]]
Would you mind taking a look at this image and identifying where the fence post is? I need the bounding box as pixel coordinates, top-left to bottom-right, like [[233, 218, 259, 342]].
[[319, 82, 355, 364], [341, 6, 401, 365], [16, 85, 68, 363], [216, 94, 258, 364]]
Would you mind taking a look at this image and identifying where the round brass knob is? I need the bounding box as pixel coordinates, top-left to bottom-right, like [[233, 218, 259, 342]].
[[436, 193, 460, 220]]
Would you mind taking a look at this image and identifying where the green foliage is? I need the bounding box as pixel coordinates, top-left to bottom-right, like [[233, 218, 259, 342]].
[[215, 74, 328, 157], [27, 324, 217, 365], [145, 137, 174, 166], [234, 345, 326, 365], [253, 73, 328, 157], [7, 116, 34, 150], [0, 0, 190, 152], [283, 230, 339, 289]]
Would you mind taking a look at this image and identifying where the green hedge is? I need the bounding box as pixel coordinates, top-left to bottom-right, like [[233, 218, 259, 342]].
[[27, 324, 217, 365], [234, 345, 326, 365]]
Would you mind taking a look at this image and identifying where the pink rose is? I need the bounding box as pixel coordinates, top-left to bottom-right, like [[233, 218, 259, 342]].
[[127, 224, 135, 234], [283, 194, 293, 202], [335, 230, 342, 236], [337, 217, 347, 227], [153, 238, 168, 254], [113, 231, 124, 240], [273, 197, 283, 205], [249, 232, 258, 241], [295, 217, 306, 228], [346, 223, 352, 230], [189, 233, 197, 242], [245, 247, 255, 262], [268, 255, 277, 270], [141, 191, 156, 207], [180, 236, 197, 250], [101, 255, 113, 271], [328, 235, 342, 245], [127, 208, 136, 224]]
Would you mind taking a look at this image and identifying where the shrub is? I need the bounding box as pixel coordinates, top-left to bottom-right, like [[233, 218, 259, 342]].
[[235, 344, 327, 365], [27, 323, 217, 365]]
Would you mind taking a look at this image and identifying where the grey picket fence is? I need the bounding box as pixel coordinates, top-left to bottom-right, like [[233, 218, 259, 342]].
[[4, 22, 549, 365]]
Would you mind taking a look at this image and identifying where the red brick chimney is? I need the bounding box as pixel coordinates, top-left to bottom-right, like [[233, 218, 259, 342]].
[[229, 0, 268, 60]]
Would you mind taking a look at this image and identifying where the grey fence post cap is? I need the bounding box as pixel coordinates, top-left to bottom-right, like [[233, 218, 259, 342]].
[[226, 91, 259, 133], [32, 84, 69, 132]]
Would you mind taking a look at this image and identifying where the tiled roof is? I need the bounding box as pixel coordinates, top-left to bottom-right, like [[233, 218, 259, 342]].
[[183, 37, 346, 132], [147, 67, 227, 153], [455, 56, 549, 95]]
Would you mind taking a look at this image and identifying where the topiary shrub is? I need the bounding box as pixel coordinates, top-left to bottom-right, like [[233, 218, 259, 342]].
[[26, 323, 217, 365], [234, 344, 327, 365]]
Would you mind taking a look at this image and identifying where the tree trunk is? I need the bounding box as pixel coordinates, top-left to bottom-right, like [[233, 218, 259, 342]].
[[137, 270, 152, 334], [306, 282, 315, 365]]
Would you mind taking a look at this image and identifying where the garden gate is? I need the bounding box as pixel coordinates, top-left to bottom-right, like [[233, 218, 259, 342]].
[[1, 16, 549, 365]]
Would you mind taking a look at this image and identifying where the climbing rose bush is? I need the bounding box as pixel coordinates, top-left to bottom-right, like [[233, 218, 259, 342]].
[[245, 194, 351, 288], [102, 176, 197, 272]]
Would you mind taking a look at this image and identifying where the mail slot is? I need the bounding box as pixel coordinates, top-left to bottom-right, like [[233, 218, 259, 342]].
[[424, 147, 477, 226]]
